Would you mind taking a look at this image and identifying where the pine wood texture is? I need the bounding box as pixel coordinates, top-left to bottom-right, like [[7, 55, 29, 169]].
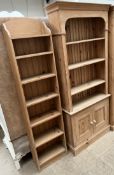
[[46, 1, 110, 112], [109, 7, 114, 130], [63, 98, 110, 155], [46, 1, 110, 155], [0, 18, 27, 141], [2, 18, 66, 171]]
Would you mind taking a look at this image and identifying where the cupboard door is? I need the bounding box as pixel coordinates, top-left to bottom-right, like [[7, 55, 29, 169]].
[[73, 109, 93, 146], [93, 99, 109, 134]]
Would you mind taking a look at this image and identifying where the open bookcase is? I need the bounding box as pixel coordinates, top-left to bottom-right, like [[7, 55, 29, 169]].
[[2, 19, 66, 170], [109, 6, 114, 131], [65, 17, 108, 113], [47, 1, 110, 154]]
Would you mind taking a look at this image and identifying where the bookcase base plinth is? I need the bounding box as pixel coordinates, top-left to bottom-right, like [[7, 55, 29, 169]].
[[110, 125, 114, 131]]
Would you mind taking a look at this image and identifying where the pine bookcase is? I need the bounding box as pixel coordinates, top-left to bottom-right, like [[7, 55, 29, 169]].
[[2, 18, 66, 170], [46, 1, 110, 155], [109, 6, 114, 131]]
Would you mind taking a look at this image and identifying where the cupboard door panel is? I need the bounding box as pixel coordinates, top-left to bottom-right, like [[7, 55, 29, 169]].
[[93, 99, 109, 134], [73, 109, 93, 146]]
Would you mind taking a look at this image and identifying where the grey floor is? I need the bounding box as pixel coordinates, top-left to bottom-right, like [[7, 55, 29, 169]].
[[0, 131, 114, 175]]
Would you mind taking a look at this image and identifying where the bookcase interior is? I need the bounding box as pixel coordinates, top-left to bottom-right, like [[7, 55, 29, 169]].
[[70, 63, 105, 87], [72, 84, 105, 104], [12, 36, 52, 56], [23, 77, 57, 101], [32, 117, 62, 138], [65, 17, 105, 42], [17, 54, 54, 80], [67, 40, 105, 65], [65, 17, 106, 110], [46, 1, 110, 156], [37, 136, 65, 167], [28, 98, 60, 119], [3, 19, 66, 170]]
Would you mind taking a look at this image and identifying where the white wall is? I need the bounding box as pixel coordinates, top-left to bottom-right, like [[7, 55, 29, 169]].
[[46, 0, 114, 4], [0, 0, 114, 17], [0, 0, 45, 17]]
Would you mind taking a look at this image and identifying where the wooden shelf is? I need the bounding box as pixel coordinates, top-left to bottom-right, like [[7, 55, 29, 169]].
[[30, 110, 61, 128], [71, 79, 105, 96], [39, 144, 65, 166], [16, 51, 53, 60], [68, 58, 105, 70], [64, 94, 110, 115], [46, 6, 109, 167], [21, 73, 56, 85], [66, 37, 105, 45], [3, 18, 66, 171], [35, 128, 63, 148], [12, 34, 51, 39], [26, 93, 58, 107]]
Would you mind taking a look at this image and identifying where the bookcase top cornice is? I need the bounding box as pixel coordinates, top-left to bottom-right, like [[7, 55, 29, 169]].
[[46, 1, 110, 14], [110, 5, 114, 11], [2, 18, 51, 39]]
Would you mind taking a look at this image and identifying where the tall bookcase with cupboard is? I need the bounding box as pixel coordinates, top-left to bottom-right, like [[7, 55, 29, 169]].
[[46, 1, 110, 155], [109, 6, 114, 131], [2, 19, 66, 170]]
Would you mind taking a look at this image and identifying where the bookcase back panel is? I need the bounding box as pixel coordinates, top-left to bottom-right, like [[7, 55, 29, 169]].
[[13, 37, 51, 56], [67, 40, 105, 65], [35, 127, 65, 168], [72, 89, 95, 104], [72, 84, 105, 104], [23, 77, 56, 100], [95, 62, 105, 80], [37, 136, 64, 158], [17, 55, 53, 79], [70, 63, 105, 87], [32, 117, 59, 136], [65, 18, 105, 42], [28, 98, 59, 118], [70, 65, 95, 87]]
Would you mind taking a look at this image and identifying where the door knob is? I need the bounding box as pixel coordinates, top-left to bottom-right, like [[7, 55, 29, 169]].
[[93, 120, 96, 124], [90, 121, 94, 125]]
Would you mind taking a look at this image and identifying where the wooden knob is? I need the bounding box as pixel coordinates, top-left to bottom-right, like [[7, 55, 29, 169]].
[[90, 121, 94, 125], [93, 120, 96, 124]]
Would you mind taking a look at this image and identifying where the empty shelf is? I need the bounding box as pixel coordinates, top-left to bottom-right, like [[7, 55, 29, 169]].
[[21, 73, 56, 85], [39, 144, 65, 166], [26, 93, 58, 107], [66, 37, 105, 45], [35, 128, 64, 148], [16, 51, 53, 59], [71, 79, 105, 96], [30, 110, 61, 128], [68, 58, 105, 70], [65, 94, 110, 115]]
